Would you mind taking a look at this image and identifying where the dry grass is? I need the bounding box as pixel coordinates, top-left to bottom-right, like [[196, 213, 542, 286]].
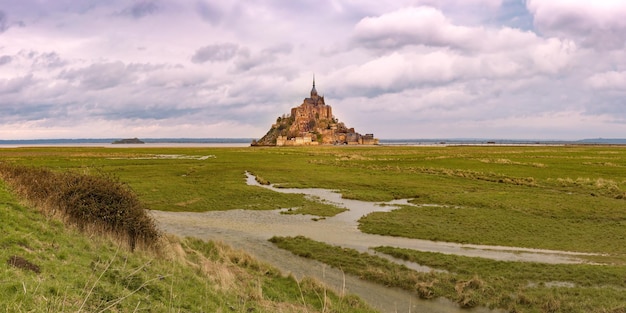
[[454, 276, 485, 308]]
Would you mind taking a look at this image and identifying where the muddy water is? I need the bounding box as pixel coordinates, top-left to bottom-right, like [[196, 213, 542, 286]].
[[150, 172, 594, 313]]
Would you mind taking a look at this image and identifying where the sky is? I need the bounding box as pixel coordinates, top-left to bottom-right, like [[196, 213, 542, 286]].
[[1, 0, 626, 140]]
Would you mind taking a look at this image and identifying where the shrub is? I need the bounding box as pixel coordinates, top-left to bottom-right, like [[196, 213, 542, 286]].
[[0, 164, 159, 251]]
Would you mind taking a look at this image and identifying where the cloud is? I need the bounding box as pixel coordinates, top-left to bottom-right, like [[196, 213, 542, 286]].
[[421, 0, 502, 9], [344, 5, 580, 104], [120, 1, 159, 19], [587, 71, 626, 90], [233, 43, 293, 72], [191, 43, 239, 64], [351, 6, 551, 53], [0, 74, 34, 94], [353, 6, 480, 50], [262, 42, 293, 55], [529, 37, 577, 74], [0, 10, 6, 32], [195, 1, 224, 25], [331, 36, 576, 99], [59, 62, 136, 90], [101, 106, 202, 120], [527, 0, 626, 49], [329, 51, 462, 96], [30, 51, 66, 68], [0, 0, 625, 140], [0, 55, 12, 66]]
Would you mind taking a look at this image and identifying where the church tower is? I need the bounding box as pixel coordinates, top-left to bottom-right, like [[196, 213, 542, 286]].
[[310, 76, 318, 100]]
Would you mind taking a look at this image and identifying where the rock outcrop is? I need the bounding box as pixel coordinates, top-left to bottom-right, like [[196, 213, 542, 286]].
[[112, 138, 145, 144], [252, 78, 378, 146]]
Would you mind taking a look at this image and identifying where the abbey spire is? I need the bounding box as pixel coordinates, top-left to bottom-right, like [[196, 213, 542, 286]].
[[310, 75, 318, 98]]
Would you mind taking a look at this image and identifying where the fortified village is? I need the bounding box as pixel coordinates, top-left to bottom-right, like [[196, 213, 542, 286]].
[[252, 78, 378, 146]]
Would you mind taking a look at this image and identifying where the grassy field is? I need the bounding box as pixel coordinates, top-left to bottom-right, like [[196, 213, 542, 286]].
[[1, 144, 626, 312], [2, 145, 625, 254], [270, 235, 626, 312], [0, 170, 374, 312]]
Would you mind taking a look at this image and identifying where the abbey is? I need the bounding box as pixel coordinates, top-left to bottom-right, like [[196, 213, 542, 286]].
[[252, 78, 378, 146]]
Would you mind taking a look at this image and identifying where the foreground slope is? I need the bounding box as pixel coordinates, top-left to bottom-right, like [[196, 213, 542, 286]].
[[0, 177, 375, 312]]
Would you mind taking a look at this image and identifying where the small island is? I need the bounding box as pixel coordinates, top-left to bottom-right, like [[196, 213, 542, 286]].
[[253, 78, 378, 146], [112, 138, 145, 144]]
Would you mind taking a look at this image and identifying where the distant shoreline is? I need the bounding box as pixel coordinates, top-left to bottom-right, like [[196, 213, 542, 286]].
[[0, 138, 254, 148], [1, 138, 625, 148]]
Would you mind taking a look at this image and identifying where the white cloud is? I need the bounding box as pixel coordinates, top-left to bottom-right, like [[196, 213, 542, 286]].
[[587, 71, 626, 90], [527, 0, 626, 49], [350, 4, 578, 79], [530, 37, 577, 74], [353, 6, 481, 50]]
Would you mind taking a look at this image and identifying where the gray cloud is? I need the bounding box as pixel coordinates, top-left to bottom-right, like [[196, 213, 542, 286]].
[[120, 1, 159, 19], [59, 62, 135, 90], [31, 52, 66, 68], [0, 10, 8, 32], [262, 42, 293, 55], [0, 55, 12, 66], [191, 43, 238, 64], [195, 1, 223, 25], [234, 43, 293, 72], [0, 75, 34, 94], [100, 106, 202, 120], [0, 103, 57, 123], [234, 49, 263, 72]]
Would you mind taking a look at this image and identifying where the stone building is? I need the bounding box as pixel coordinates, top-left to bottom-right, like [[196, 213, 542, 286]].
[[252, 78, 378, 146]]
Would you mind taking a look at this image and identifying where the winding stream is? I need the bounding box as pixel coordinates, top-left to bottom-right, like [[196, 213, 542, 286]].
[[150, 172, 595, 313]]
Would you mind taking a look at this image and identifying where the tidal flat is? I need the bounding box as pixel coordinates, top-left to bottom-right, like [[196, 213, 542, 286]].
[[1, 145, 625, 312]]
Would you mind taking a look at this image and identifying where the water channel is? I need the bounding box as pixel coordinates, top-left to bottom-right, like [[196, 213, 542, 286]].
[[150, 172, 595, 313]]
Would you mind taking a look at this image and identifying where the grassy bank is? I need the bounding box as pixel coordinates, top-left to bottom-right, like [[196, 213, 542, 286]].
[[270, 236, 626, 313], [0, 164, 159, 251], [0, 172, 375, 312]]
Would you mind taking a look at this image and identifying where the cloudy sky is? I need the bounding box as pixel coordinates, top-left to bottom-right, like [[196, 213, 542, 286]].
[[1, 0, 625, 140]]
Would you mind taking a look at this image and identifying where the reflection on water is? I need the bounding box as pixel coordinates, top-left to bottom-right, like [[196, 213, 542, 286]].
[[150, 172, 593, 313]]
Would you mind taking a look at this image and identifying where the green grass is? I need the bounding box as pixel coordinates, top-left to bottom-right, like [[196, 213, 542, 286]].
[[270, 236, 626, 313], [373, 246, 626, 313], [1, 145, 626, 255], [0, 176, 375, 312], [0, 164, 159, 251], [2, 145, 626, 311]]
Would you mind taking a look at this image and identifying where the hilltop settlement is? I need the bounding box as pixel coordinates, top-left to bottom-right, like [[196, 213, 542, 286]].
[[252, 78, 378, 146]]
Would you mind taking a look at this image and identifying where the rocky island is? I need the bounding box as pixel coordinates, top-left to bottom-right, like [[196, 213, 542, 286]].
[[112, 138, 145, 144], [252, 78, 378, 146]]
